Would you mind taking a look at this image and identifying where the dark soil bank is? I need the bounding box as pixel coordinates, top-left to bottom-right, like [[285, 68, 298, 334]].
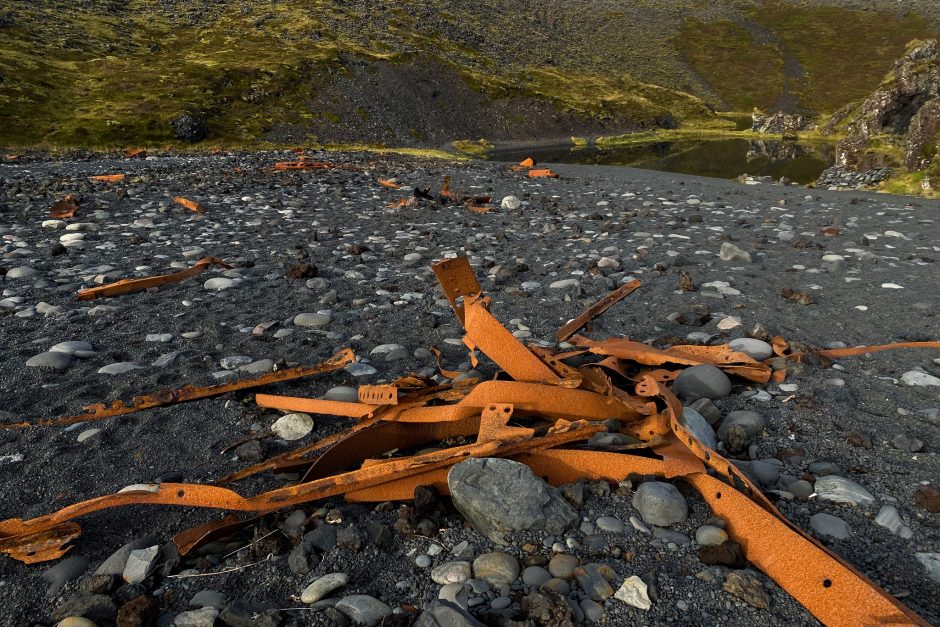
[[0, 152, 938, 626]]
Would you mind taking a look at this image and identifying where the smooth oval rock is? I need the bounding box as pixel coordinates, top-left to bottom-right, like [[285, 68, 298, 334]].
[[203, 277, 235, 290], [301, 572, 349, 604], [632, 481, 688, 526], [294, 312, 332, 328], [271, 413, 314, 440], [472, 552, 519, 587], [672, 365, 732, 401], [728, 338, 774, 361]]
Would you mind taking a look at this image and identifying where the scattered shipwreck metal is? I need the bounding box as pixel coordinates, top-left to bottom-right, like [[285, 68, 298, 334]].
[[0, 256, 937, 626]]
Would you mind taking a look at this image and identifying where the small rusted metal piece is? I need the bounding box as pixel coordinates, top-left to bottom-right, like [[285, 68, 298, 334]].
[[75, 257, 232, 301], [556, 279, 641, 342], [377, 178, 401, 189], [1, 350, 355, 430], [50, 195, 78, 219], [272, 157, 336, 171], [528, 168, 559, 178], [88, 174, 125, 183], [173, 196, 204, 213], [123, 148, 147, 159]]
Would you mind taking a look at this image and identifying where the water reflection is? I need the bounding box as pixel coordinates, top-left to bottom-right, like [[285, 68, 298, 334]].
[[489, 139, 835, 185]]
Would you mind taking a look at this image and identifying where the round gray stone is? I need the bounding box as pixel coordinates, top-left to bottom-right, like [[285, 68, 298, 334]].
[[632, 481, 688, 526], [672, 365, 732, 401]]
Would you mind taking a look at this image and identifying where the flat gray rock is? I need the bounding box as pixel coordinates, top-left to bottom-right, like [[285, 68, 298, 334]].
[[814, 475, 875, 507], [335, 594, 392, 626], [26, 351, 72, 370], [809, 513, 852, 540]]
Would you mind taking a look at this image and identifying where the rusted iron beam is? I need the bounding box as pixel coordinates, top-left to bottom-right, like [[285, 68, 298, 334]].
[[0, 350, 355, 430], [75, 257, 232, 301]]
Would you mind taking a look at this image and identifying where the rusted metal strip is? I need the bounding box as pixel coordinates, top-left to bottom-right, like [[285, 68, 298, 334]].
[[88, 174, 125, 183], [255, 394, 378, 418], [76, 256, 232, 301], [0, 350, 355, 430], [817, 341, 940, 359], [463, 295, 561, 384], [556, 279, 642, 342], [0, 420, 602, 563]]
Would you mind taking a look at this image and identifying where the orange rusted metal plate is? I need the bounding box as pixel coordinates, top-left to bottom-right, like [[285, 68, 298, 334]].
[[75, 256, 231, 301], [1, 350, 355, 430], [377, 178, 401, 189], [50, 195, 78, 219], [431, 256, 482, 324], [88, 174, 125, 183], [556, 279, 641, 342], [358, 385, 399, 405], [173, 196, 204, 213]]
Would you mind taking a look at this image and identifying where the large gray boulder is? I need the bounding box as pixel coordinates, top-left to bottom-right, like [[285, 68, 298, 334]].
[[447, 458, 578, 543]]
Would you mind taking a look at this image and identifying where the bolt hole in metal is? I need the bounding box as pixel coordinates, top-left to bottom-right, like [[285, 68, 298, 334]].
[[823, 579, 833, 588], [177, 490, 185, 498], [715, 492, 722, 499]]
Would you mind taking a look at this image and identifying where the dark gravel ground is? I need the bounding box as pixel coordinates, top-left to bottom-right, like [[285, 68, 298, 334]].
[[0, 151, 938, 625]]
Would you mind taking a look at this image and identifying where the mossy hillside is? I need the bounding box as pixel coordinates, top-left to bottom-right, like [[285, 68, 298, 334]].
[[678, 20, 785, 112], [678, 4, 935, 115], [1, 0, 939, 149]]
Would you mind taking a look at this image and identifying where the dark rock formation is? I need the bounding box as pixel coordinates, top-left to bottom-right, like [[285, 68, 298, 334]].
[[835, 40, 940, 171], [751, 108, 808, 134], [170, 113, 208, 142]]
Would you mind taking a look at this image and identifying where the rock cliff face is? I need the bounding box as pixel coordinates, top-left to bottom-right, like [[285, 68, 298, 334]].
[[751, 109, 807, 134], [835, 40, 940, 171]]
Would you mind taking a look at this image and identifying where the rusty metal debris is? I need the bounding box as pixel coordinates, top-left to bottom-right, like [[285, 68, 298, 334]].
[[76, 256, 231, 301], [556, 279, 641, 342], [377, 178, 401, 189], [509, 157, 536, 172], [0, 349, 354, 431], [0, 257, 934, 626], [123, 148, 147, 159], [173, 196, 204, 213], [272, 157, 336, 171], [49, 195, 78, 220], [528, 168, 559, 178], [388, 177, 494, 213], [88, 174, 125, 184]]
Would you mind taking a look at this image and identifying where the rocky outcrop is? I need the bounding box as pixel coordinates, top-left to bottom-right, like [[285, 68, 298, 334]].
[[751, 109, 808, 134], [835, 40, 940, 170]]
